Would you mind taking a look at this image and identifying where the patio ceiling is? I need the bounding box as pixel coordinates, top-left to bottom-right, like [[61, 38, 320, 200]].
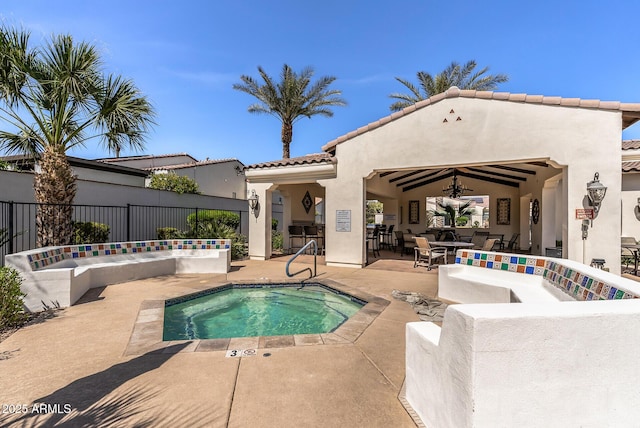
[[376, 162, 548, 192]]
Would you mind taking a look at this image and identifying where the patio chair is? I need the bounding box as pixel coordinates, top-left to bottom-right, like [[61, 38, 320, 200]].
[[471, 231, 490, 249], [504, 233, 520, 251], [394, 230, 414, 256], [380, 224, 394, 250], [481, 238, 499, 251], [621, 237, 638, 270], [414, 237, 447, 270], [303, 225, 321, 254], [367, 226, 381, 258], [288, 225, 304, 254]]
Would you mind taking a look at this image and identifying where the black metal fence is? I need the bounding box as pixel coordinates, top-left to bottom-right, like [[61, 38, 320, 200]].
[[0, 201, 248, 266]]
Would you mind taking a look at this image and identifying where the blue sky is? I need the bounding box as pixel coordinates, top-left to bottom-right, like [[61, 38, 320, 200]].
[[2, 0, 640, 165]]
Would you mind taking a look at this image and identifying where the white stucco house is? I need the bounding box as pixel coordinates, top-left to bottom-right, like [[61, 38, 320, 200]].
[[98, 153, 247, 199], [245, 87, 640, 274]]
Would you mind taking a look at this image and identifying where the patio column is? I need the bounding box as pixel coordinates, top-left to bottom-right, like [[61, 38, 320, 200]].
[[247, 183, 273, 261]]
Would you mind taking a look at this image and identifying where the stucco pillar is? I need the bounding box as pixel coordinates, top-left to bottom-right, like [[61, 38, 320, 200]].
[[322, 177, 366, 268], [247, 183, 273, 260]]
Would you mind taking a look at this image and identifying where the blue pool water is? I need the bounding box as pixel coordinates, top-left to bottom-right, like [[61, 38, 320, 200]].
[[163, 284, 365, 340]]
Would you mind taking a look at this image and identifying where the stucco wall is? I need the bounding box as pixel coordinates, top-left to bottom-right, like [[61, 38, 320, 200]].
[[159, 161, 246, 199], [325, 97, 622, 269]]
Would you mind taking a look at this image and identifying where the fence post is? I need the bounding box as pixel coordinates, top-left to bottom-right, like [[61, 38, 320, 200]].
[[126, 203, 131, 242], [8, 201, 14, 254], [195, 207, 199, 233]]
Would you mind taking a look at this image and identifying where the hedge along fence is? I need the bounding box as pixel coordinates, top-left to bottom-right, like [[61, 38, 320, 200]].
[[186, 210, 241, 231], [158, 210, 247, 260]]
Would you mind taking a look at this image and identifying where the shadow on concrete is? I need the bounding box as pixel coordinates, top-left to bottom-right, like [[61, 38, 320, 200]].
[[0, 342, 225, 427], [74, 286, 107, 305]]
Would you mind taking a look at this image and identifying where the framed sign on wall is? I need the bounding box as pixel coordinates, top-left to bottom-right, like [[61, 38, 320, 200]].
[[409, 200, 420, 224], [497, 198, 511, 225]]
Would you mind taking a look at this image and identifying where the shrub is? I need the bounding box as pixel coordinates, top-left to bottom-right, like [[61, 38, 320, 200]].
[[148, 172, 200, 194], [186, 210, 240, 231], [232, 234, 248, 260], [272, 231, 283, 251], [157, 227, 186, 239], [0, 266, 26, 329], [189, 222, 236, 239], [72, 221, 110, 244], [272, 218, 278, 231]]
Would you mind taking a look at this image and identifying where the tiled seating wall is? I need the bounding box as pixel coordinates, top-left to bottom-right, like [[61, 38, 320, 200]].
[[26, 239, 232, 271], [455, 250, 640, 301]]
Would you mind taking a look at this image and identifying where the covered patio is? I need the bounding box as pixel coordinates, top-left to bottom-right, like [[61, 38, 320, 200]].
[[246, 87, 640, 274]]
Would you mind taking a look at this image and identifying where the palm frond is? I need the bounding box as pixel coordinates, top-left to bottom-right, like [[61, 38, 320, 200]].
[[389, 60, 509, 111]]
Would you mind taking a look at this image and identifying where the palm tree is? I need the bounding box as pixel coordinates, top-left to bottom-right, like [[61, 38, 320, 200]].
[[389, 60, 508, 112], [0, 26, 155, 246], [233, 64, 346, 159]]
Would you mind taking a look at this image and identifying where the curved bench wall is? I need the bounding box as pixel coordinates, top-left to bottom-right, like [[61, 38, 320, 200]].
[[5, 239, 232, 312]]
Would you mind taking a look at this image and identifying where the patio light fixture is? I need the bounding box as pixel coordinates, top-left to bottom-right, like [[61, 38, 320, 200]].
[[248, 189, 259, 213], [586, 172, 607, 214], [443, 170, 472, 199]]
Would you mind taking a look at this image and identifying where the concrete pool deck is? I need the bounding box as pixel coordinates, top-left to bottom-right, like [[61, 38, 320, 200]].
[[0, 258, 437, 427]]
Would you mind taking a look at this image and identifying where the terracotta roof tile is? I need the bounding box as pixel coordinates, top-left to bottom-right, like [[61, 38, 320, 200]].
[[322, 87, 640, 153], [622, 161, 640, 172], [245, 153, 336, 170], [623, 140, 640, 150]]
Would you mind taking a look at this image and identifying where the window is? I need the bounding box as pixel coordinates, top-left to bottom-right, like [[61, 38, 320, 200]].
[[425, 196, 489, 228]]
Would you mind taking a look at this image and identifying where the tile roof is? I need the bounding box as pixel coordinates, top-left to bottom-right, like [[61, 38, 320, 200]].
[[623, 140, 640, 150], [146, 158, 241, 171], [97, 153, 196, 163], [622, 161, 640, 172], [322, 86, 640, 153], [245, 153, 336, 170]]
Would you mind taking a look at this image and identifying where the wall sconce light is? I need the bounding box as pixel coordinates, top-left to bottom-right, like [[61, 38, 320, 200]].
[[248, 189, 259, 213], [586, 172, 607, 214]]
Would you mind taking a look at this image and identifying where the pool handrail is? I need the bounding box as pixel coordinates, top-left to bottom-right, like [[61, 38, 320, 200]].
[[286, 239, 317, 280]]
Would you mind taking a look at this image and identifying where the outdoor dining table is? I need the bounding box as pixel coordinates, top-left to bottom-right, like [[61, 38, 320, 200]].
[[428, 241, 475, 261], [622, 244, 640, 275]]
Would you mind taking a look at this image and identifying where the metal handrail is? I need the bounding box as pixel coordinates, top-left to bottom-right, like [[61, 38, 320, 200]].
[[285, 240, 317, 280]]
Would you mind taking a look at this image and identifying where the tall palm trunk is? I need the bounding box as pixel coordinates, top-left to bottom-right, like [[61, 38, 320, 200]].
[[34, 146, 77, 247], [281, 120, 293, 159]]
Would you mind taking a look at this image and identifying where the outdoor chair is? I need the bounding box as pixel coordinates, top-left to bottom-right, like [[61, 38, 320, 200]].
[[288, 225, 304, 254], [394, 230, 414, 256], [379, 224, 394, 250], [504, 233, 520, 251], [367, 226, 381, 258], [621, 237, 638, 270], [303, 225, 321, 254], [414, 236, 447, 270], [471, 231, 490, 249], [481, 238, 499, 251]]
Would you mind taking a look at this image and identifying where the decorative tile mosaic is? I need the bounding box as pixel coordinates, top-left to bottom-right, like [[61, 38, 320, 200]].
[[455, 250, 640, 301], [28, 239, 232, 271]]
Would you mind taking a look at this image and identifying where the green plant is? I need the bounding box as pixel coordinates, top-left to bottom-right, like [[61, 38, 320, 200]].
[[232, 234, 248, 260], [272, 231, 283, 251], [187, 210, 240, 231], [72, 221, 110, 244], [156, 227, 186, 239], [0, 266, 26, 329], [432, 200, 473, 226], [190, 222, 236, 239], [148, 172, 200, 194], [455, 216, 469, 226], [0, 25, 154, 247], [272, 218, 279, 231]]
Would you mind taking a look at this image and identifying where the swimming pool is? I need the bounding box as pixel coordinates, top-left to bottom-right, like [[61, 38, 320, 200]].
[[163, 283, 366, 340]]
